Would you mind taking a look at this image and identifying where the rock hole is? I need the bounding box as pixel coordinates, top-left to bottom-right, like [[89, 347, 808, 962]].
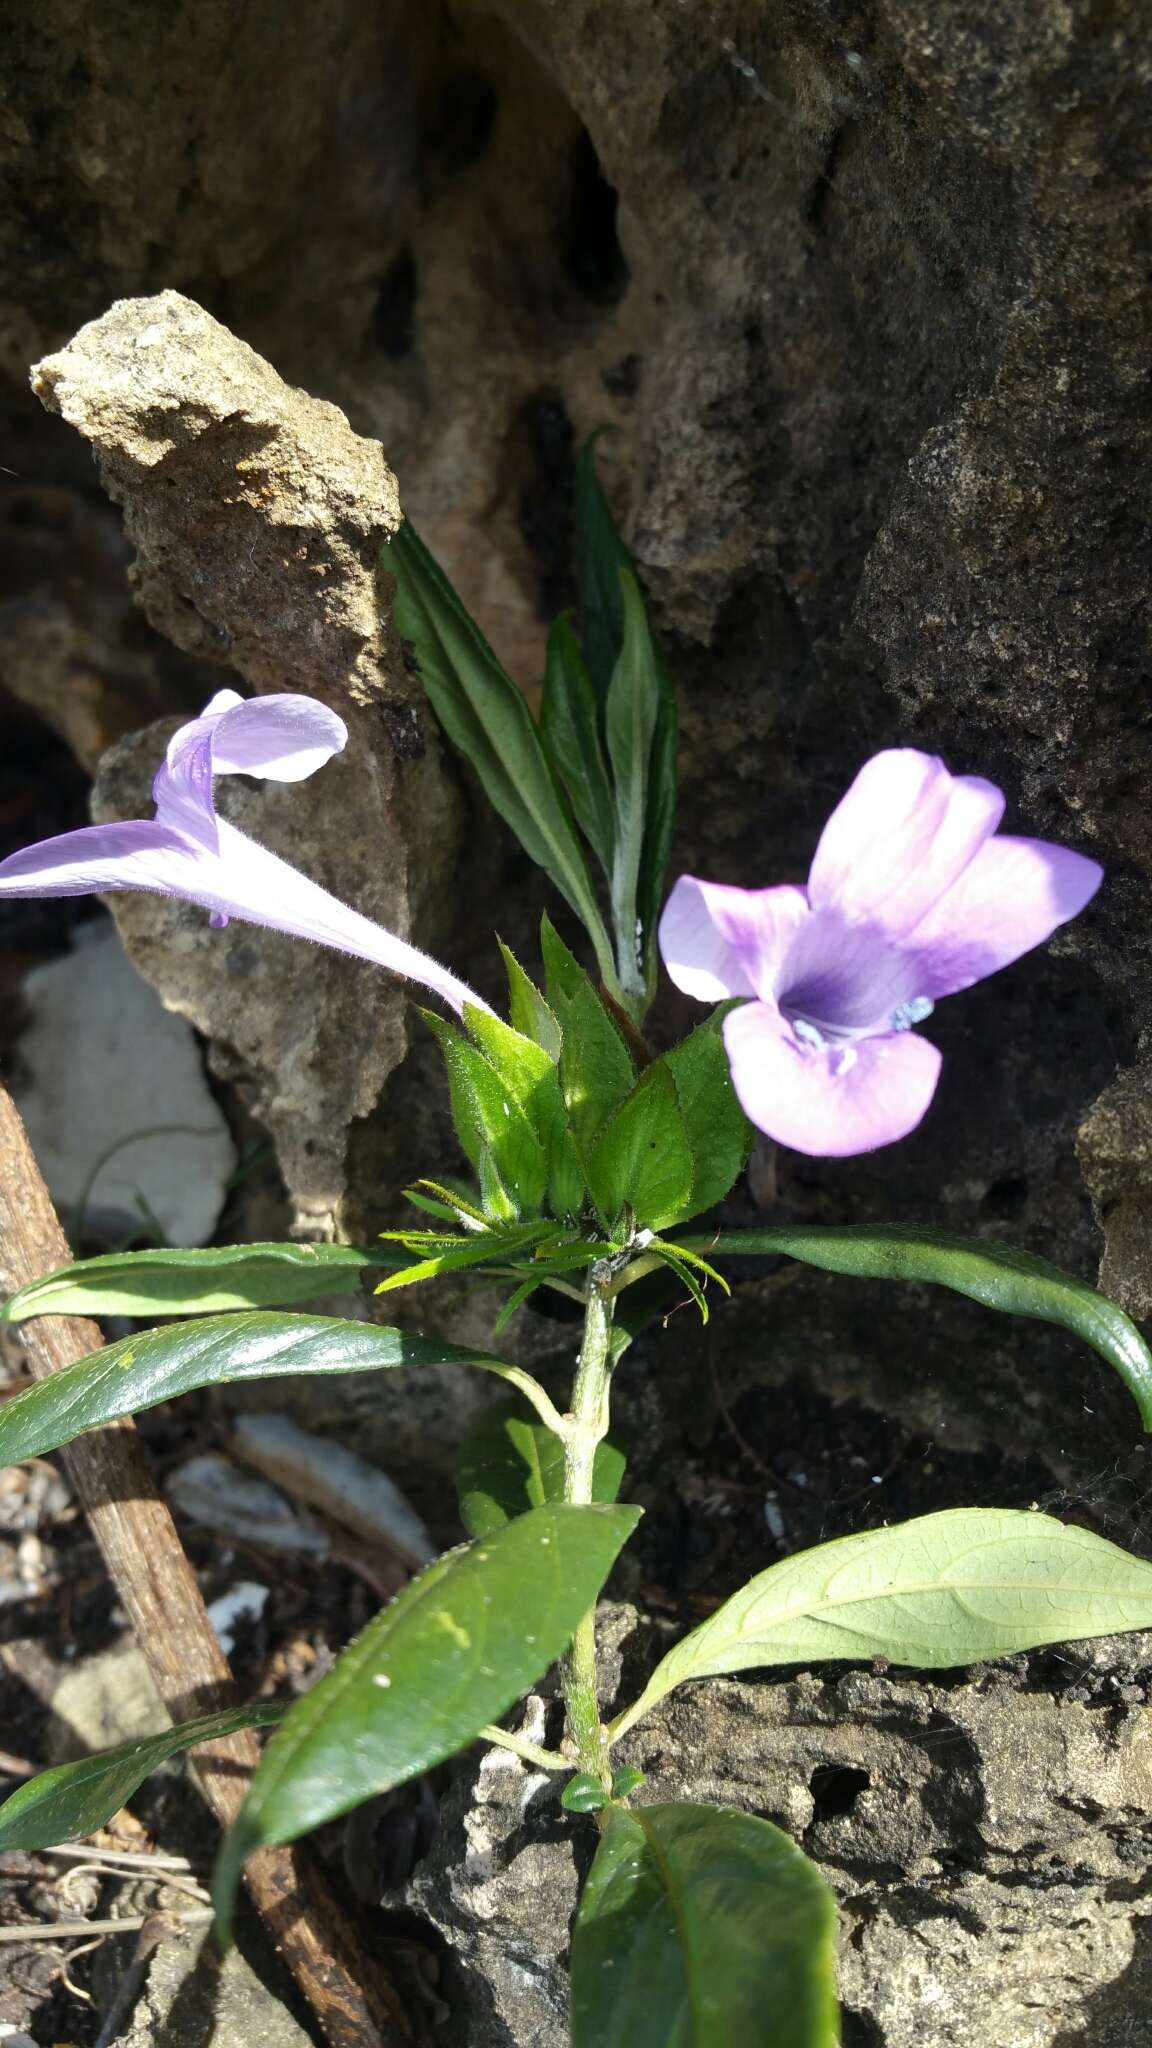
[[561, 129, 628, 306], [980, 1173, 1029, 1220], [515, 387, 576, 616], [809, 1763, 870, 1820], [840, 2011, 885, 2047], [374, 245, 419, 359], [419, 68, 500, 183]]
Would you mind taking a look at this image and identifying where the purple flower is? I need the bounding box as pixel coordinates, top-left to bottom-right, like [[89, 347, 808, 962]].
[[0, 689, 490, 1016], [659, 750, 1102, 1156]]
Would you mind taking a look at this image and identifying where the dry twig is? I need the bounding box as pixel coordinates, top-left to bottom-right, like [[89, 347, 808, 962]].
[[0, 1083, 417, 2047]]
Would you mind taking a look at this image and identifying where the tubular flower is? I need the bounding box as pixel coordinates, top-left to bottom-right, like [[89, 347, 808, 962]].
[[659, 750, 1102, 1156], [0, 689, 491, 1017]]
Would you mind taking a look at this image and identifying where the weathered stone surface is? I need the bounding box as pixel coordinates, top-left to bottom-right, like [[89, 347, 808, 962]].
[[118, 1931, 314, 2048], [410, 1621, 1152, 2047], [37, 291, 468, 1232], [1078, 1064, 1152, 1321]]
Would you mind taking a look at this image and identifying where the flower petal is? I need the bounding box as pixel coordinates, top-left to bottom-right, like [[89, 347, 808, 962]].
[[904, 835, 1103, 999], [659, 876, 808, 1001], [721, 1000, 942, 1156], [0, 816, 490, 1018], [807, 751, 1004, 935], [0, 820, 197, 895], [152, 691, 349, 848], [209, 693, 348, 782]]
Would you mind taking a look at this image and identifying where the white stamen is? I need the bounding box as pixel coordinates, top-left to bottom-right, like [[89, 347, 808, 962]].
[[792, 1018, 827, 1051], [890, 996, 935, 1032]]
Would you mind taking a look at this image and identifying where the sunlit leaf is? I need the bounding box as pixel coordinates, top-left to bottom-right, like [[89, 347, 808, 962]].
[[610, 1508, 1152, 1740], [0, 1313, 553, 1465], [660, 1011, 751, 1221], [389, 520, 615, 977], [213, 1502, 640, 1935], [0, 1242, 403, 1322], [0, 1703, 285, 1851]]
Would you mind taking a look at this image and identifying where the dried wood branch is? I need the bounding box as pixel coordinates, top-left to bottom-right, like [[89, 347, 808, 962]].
[[0, 1083, 417, 2048]]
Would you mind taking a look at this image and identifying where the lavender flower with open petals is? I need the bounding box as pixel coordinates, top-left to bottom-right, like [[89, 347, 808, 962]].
[[659, 750, 1102, 1157], [0, 688, 491, 1016]]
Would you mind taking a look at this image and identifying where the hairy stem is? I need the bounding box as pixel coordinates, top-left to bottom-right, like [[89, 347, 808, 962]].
[[560, 1264, 616, 1784]]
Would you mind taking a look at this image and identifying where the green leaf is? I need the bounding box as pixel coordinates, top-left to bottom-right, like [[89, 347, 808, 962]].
[[611, 1509, 1152, 1740], [540, 615, 616, 877], [556, 977, 636, 1157], [499, 942, 562, 1061], [214, 1502, 641, 1934], [675, 1224, 1152, 1427], [422, 1011, 549, 1217], [660, 1011, 751, 1221], [0, 1242, 405, 1322], [634, 658, 677, 996], [605, 569, 663, 1001], [389, 521, 615, 979], [575, 432, 633, 705], [373, 1223, 556, 1296], [561, 1772, 607, 1814], [573, 437, 676, 996], [456, 1398, 626, 1537], [587, 1066, 694, 1232], [0, 1313, 558, 1466], [570, 1802, 838, 2048], [0, 1703, 286, 1851], [540, 913, 588, 1009], [463, 1002, 582, 1219]]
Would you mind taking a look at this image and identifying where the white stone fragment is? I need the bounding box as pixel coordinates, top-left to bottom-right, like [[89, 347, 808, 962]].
[[11, 924, 236, 1246]]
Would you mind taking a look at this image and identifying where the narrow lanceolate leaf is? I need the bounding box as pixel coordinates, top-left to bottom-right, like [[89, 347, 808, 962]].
[[0, 1243, 403, 1322], [575, 431, 633, 705], [674, 1224, 1152, 1427], [570, 1802, 838, 2048], [213, 1502, 640, 1934], [389, 521, 615, 979], [605, 571, 662, 1000], [0, 1314, 549, 1466], [610, 1509, 1152, 1740], [540, 614, 616, 877], [573, 436, 676, 994], [0, 1703, 285, 1851], [456, 1397, 626, 1537], [373, 1224, 557, 1296]]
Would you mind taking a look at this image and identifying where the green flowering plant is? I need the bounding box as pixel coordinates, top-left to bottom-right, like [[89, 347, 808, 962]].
[[0, 447, 1145, 2045]]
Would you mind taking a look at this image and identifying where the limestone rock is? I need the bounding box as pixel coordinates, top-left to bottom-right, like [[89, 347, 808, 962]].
[[410, 1633, 1152, 2048], [118, 1927, 313, 2048], [1078, 1065, 1152, 1320], [33, 291, 467, 1233], [11, 924, 235, 1246]]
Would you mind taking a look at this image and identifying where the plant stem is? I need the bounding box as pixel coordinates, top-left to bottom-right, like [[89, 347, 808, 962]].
[[478, 1724, 570, 1771], [560, 1262, 616, 1785]]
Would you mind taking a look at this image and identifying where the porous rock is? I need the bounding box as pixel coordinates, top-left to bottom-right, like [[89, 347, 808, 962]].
[[410, 1626, 1152, 2048], [35, 290, 466, 1233]]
